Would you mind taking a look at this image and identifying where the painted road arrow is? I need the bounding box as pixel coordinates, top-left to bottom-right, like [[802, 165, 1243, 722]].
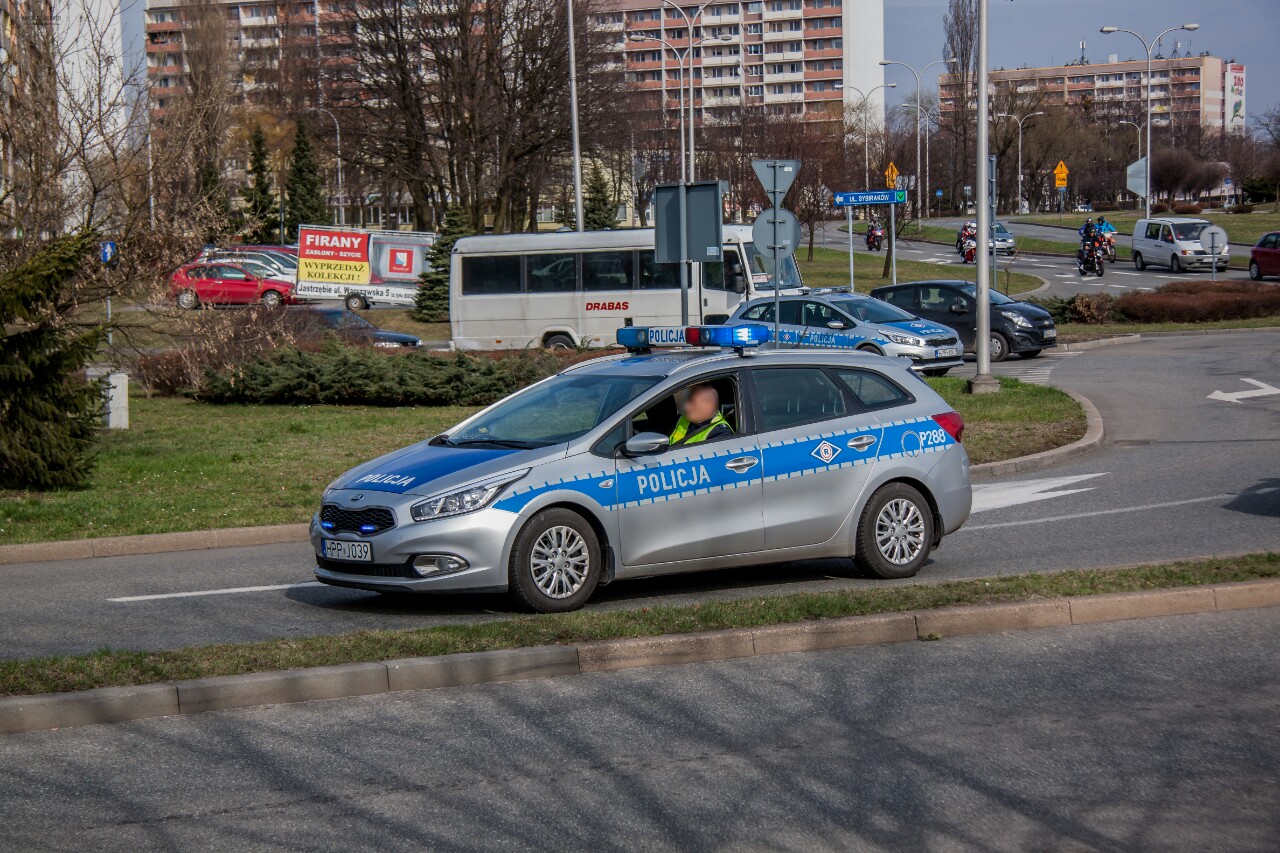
[[969, 473, 1106, 514], [1207, 378, 1280, 403]]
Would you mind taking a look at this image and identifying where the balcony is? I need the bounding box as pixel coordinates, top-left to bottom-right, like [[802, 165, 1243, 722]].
[[764, 70, 803, 83], [763, 90, 804, 103], [702, 51, 741, 66], [762, 28, 802, 42]]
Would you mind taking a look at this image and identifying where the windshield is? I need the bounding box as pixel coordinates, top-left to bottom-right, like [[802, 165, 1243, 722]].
[[1172, 223, 1207, 241], [744, 243, 802, 290], [449, 373, 662, 447], [993, 223, 1011, 236], [956, 283, 1015, 305], [831, 297, 917, 324]]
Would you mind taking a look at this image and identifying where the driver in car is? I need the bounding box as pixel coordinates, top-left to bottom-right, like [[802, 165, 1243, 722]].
[[669, 384, 733, 446]]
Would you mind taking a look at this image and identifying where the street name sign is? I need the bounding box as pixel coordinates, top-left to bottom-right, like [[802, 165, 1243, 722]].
[[834, 190, 907, 206]]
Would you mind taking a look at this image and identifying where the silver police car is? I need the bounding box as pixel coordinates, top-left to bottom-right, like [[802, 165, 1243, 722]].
[[727, 290, 965, 376], [312, 325, 972, 612]]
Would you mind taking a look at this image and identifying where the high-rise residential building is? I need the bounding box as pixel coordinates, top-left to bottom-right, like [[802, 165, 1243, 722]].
[[1, 0, 54, 228], [939, 53, 1246, 132], [603, 0, 884, 126]]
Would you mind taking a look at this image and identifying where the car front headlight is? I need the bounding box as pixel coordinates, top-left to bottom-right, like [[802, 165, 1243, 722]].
[[884, 332, 926, 347], [1001, 311, 1032, 328], [410, 470, 529, 523]]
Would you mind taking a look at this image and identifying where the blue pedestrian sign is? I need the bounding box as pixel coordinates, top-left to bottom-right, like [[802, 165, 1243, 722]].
[[834, 190, 907, 207], [935, 189, 943, 197], [100, 241, 117, 265]]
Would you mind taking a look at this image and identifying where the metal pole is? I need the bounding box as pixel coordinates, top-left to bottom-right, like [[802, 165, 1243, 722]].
[[914, 69, 922, 227], [567, 0, 585, 232], [678, 183, 689, 324], [925, 109, 931, 217], [687, 33, 695, 182], [970, 0, 996, 393], [846, 204, 854, 287], [1144, 40, 1152, 219], [888, 200, 896, 285], [863, 108, 869, 189], [1016, 118, 1023, 214]]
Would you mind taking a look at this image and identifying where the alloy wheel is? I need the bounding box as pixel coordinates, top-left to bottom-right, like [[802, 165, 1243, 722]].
[[529, 525, 590, 599], [874, 498, 926, 566]]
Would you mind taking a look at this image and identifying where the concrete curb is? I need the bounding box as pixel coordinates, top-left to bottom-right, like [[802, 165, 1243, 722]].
[[969, 389, 1103, 480], [3, 579, 1277, 736], [0, 523, 310, 567]]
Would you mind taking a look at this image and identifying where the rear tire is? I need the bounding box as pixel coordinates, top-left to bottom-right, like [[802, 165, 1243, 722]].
[[345, 293, 368, 311], [1249, 261, 1262, 281], [1134, 253, 1146, 271], [854, 482, 934, 580], [544, 333, 575, 351], [509, 508, 601, 613]]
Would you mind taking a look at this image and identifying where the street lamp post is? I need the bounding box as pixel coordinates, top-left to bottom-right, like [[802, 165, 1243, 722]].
[[307, 107, 344, 226], [567, 0, 585, 231], [661, 0, 718, 182], [835, 82, 896, 188], [1118, 119, 1142, 206], [1100, 22, 1199, 219], [880, 57, 956, 226], [996, 110, 1043, 216]]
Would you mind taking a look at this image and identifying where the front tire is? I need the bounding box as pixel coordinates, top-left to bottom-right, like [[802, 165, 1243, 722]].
[[509, 508, 601, 613], [989, 331, 1010, 363], [261, 289, 284, 308], [176, 289, 199, 310], [345, 293, 368, 311], [1170, 254, 1182, 274], [855, 482, 935, 579]]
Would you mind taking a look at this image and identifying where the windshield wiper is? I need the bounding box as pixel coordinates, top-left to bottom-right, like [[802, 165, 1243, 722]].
[[429, 434, 455, 447], [450, 438, 541, 449]]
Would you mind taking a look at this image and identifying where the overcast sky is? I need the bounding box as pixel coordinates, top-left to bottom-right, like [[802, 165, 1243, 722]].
[[883, 0, 1275, 122]]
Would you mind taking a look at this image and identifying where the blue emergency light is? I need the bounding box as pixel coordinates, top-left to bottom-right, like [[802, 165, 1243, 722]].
[[617, 324, 770, 352]]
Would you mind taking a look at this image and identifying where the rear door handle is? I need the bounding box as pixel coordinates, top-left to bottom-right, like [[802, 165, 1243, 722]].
[[847, 434, 877, 452], [725, 456, 758, 473]]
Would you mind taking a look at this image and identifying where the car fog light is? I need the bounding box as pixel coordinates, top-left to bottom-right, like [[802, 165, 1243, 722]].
[[412, 554, 469, 577]]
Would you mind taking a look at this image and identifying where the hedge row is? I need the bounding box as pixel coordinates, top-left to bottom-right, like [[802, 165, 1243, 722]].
[[195, 345, 564, 406], [1032, 281, 1280, 325]]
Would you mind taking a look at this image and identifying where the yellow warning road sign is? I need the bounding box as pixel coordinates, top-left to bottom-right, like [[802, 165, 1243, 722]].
[[1054, 160, 1069, 189], [884, 162, 899, 189]]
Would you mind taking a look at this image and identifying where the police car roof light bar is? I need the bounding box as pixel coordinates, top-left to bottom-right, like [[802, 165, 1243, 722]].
[[616, 325, 771, 354]]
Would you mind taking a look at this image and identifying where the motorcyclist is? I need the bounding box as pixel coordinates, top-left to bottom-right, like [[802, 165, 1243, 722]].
[[957, 220, 977, 252], [1095, 216, 1117, 235]]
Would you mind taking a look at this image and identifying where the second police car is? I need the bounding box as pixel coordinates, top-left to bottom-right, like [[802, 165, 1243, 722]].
[[726, 290, 965, 376], [312, 325, 972, 612]]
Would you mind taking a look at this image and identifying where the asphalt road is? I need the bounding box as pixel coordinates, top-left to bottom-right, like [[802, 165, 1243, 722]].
[[817, 219, 1252, 298], [1, 333, 1276, 660], [2, 607, 1277, 851]]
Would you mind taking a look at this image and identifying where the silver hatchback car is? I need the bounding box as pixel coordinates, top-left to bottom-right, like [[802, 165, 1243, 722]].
[[312, 325, 972, 612]]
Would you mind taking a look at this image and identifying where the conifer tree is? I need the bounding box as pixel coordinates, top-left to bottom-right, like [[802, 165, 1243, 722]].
[[285, 122, 330, 239], [582, 165, 618, 231], [412, 205, 472, 322], [241, 125, 277, 243]]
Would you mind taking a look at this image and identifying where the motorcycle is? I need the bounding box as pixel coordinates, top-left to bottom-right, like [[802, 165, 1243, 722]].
[[866, 225, 885, 251], [1077, 241, 1106, 277], [961, 237, 977, 264], [1101, 232, 1117, 262], [956, 226, 977, 254]]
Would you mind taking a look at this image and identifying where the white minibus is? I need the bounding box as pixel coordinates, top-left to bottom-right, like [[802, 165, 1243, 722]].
[[448, 225, 803, 350]]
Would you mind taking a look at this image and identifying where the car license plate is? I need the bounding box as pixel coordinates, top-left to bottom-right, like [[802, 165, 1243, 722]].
[[322, 539, 372, 562], [1043, 329, 1057, 339], [935, 347, 959, 358]]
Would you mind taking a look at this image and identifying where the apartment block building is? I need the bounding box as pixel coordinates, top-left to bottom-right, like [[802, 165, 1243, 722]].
[[939, 53, 1246, 132], [1, 0, 54, 228], [600, 0, 884, 125]]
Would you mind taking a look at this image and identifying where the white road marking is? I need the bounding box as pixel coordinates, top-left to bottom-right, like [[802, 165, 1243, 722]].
[[962, 493, 1237, 531], [109, 582, 325, 603], [1054, 274, 1076, 278], [1113, 271, 1141, 276], [971, 473, 1107, 513], [1207, 378, 1280, 403]]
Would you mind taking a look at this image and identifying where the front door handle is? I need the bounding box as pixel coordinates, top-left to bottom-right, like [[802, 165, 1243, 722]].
[[725, 456, 758, 473]]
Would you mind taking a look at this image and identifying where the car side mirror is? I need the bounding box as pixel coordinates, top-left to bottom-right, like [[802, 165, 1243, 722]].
[[826, 320, 846, 330], [622, 432, 669, 457], [950, 302, 969, 314], [729, 270, 747, 294]]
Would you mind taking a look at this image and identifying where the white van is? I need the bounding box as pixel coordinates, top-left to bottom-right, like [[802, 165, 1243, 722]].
[[1131, 217, 1229, 273], [448, 225, 803, 350]]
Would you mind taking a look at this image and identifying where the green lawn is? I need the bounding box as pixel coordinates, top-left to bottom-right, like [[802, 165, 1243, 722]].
[[1010, 209, 1280, 246], [356, 309, 450, 342], [0, 377, 1082, 545], [796, 246, 1043, 295], [1056, 316, 1280, 341]]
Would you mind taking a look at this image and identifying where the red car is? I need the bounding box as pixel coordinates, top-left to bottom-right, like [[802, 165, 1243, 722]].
[[170, 262, 296, 309], [1249, 232, 1280, 281]]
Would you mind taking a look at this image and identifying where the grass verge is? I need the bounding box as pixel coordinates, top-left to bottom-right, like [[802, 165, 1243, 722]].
[[0, 379, 1082, 545], [795, 246, 1042, 294], [1009, 209, 1280, 247], [354, 309, 450, 342], [1055, 316, 1280, 342], [2, 553, 1274, 698]]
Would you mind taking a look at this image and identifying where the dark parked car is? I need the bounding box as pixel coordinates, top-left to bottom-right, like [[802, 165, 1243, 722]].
[[296, 307, 421, 348], [1249, 232, 1280, 281], [870, 280, 1056, 362]]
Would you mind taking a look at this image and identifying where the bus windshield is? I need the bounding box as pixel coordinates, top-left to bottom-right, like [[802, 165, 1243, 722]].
[[446, 374, 663, 447], [744, 243, 802, 290]]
